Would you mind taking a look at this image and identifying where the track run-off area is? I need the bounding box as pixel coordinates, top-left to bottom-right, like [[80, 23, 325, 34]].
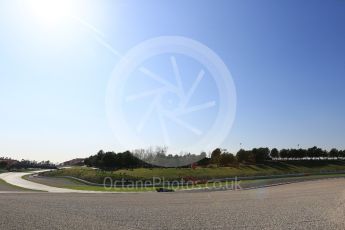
[[0, 173, 345, 229], [0, 172, 345, 229]]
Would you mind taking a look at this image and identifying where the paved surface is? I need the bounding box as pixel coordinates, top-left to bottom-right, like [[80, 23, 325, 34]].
[[26, 175, 86, 187], [0, 171, 80, 193], [0, 172, 122, 193], [0, 178, 345, 229]]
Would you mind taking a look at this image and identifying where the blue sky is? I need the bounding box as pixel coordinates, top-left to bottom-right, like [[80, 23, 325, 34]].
[[0, 0, 344, 162]]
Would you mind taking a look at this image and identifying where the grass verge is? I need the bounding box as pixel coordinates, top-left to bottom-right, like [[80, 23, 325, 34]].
[[43, 160, 345, 184], [24, 173, 345, 192]]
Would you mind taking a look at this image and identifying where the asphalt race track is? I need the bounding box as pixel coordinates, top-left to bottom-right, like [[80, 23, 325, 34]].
[[1, 179, 345, 230]]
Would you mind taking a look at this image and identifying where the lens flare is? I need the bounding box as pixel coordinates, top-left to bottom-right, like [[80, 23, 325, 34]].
[[28, 0, 75, 27]]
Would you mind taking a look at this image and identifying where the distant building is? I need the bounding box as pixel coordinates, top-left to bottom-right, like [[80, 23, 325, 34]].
[[60, 158, 85, 166]]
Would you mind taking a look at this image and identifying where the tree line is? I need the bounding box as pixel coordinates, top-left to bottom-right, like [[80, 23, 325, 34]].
[[84, 149, 207, 169], [84, 150, 151, 170], [206, 147, 345, 166], [83, 146, 345, 170], [0, 158, 57, 170], [270, 147, 345, 160], [3, 146, 344, 171]]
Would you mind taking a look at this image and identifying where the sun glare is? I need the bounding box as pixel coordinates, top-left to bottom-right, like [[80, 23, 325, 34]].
[[28, 0, 75, 28]]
